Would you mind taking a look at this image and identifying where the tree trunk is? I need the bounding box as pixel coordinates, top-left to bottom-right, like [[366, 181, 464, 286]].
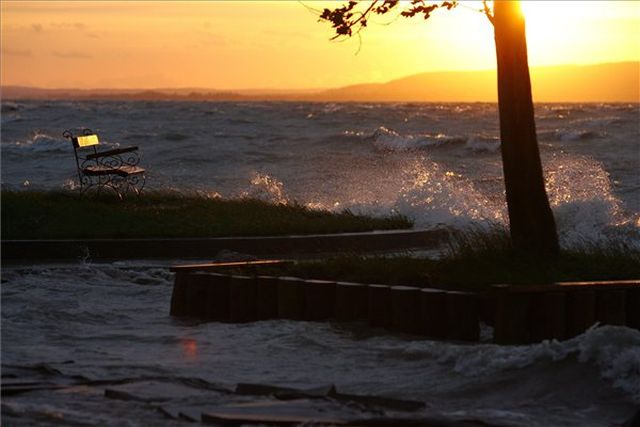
[[493, 1, 559, 259]]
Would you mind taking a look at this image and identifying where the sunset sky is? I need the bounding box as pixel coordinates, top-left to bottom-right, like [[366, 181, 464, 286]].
[[1, 1, 639, 90]]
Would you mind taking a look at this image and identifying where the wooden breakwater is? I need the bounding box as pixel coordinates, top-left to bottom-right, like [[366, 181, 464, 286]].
[[170, 263, 640, 344]]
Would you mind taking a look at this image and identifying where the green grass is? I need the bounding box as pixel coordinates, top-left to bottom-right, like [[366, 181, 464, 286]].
[[1, 190, 412, 239], [236, 228, 640, 291]]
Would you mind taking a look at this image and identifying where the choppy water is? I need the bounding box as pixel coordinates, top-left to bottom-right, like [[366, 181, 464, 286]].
[[2, 262, 639, 426], [2, 101, 639, 426], [2, 101, 639, 246]]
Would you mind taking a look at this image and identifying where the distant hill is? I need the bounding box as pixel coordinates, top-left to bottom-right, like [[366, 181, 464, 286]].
[[312, 62, 639, 102], [2, 62, 638, 102]]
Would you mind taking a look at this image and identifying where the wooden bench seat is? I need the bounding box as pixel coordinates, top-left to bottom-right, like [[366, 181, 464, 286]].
[[83, 164, 146, 178]]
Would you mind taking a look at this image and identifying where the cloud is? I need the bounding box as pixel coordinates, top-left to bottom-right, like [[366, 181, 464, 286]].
[[53, 51, 93, 59], [3, 48, 33, 57], [262, 29, 313, 41], [194, 30, 226, 46], [52, 22, 87, 30]]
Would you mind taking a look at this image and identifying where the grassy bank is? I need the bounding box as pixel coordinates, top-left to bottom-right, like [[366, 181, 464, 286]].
[[1, 190, 411, 239], [236, 229, 640, 290]]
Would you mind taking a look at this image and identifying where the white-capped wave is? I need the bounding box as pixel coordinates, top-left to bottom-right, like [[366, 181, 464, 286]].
[[390, 325, 640, 403], [537, 129, 605, 142], [558, 130, 605, 141], [465, 136, 500, 153], [1, 101, 23, 113], [545, 154, 640, 247], [1, 132, 71, 154], [372, 126, 467, 151], [240, 172, 289, 205]]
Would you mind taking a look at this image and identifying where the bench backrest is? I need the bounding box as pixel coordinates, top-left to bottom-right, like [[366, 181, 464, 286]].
[[63, 129, 101, 180]]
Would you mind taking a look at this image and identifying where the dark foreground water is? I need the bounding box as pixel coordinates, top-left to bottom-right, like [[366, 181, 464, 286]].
[[2, 262, 639, 426], [2, 101, 639, 426]]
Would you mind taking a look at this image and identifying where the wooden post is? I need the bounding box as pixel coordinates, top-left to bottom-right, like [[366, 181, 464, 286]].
[[229, 275, 258, 323], [170, 271, 189, 316], [566, 290, 596, 338], [627, 288, 640, 331], [368, 285, 391, 328], [256, 276, 279, 320], [494, 286, 531, 344], [530, 292, 566, 342], [335, 282, 368, 321], [596, 290, 626, 326], [446, 291, 480, 342], [184, 273, 231, 321], [277, 277, 306, 320], [391, 286, 421, 334], [478, 293, 496, 327], [304, 279, 336, 320], [420, 288, 448, 339]]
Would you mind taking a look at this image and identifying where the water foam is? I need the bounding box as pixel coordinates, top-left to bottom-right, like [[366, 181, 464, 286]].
[[371, 126, 466, 151], [241, 172, 290, 205], [394, 325, 640, 402], [394, 158, 505, 228], [545, 154, 640, 247], [1, 132, 70, 154], [465, 136, 501, 153]]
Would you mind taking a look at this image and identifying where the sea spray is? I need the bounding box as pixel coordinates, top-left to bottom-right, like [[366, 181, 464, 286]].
[[2, 100, 637, 247]]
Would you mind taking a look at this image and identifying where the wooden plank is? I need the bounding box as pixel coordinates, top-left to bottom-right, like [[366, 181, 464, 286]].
[[391, 286, 422, 334], [566, 290, 596, 338], [278, 277, 306, 320], [85, 145, 138, 159], [530, 292, 566, 342], [368, 285, 391, 328], [171, 259, 290, 272], [596, 290, 626, 326], [229, 275, 258, 323], [420, 289, 448, 339], [256, 276, 280, 320], [446, 291, 479, 342], [492, 280, 640, 294], [627, 288, 640, 330], [304, 280, 336, 321], [335, 282, 368, 321], [494, 290, 531, 344]]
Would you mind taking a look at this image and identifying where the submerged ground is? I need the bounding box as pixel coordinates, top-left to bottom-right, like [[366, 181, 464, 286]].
[[2, 261, 639, 427]]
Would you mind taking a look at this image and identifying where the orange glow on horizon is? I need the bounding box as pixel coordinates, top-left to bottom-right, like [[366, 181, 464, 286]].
[[0, 1, 638, 93]]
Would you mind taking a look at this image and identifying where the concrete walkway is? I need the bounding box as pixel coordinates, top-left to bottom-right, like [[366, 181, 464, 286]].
[[2, 228, 449, 261]]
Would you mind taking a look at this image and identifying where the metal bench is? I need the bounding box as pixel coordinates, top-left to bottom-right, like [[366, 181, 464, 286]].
[[63, 128, 146, 197]]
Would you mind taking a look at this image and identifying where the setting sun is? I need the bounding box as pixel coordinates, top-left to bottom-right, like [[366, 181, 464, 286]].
[[521, 0, 640, 67]]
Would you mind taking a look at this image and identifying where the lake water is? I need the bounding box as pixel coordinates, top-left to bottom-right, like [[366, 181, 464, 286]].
[[2, 101, 639, 246], [2, 101, 639, 426]]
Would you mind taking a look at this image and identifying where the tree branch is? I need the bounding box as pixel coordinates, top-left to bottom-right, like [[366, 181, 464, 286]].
[[320, 1, 460, 40], [482, 0, 494, 26]]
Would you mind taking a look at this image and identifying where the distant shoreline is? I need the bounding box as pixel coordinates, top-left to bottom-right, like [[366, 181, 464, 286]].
[[3, 61, 638, 103]]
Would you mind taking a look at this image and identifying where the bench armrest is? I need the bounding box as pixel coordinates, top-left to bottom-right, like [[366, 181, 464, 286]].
[[86, 146, 139, 160]]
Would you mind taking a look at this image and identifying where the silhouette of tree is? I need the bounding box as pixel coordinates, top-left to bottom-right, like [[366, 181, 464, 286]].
[[319, 0, 559, 260]]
